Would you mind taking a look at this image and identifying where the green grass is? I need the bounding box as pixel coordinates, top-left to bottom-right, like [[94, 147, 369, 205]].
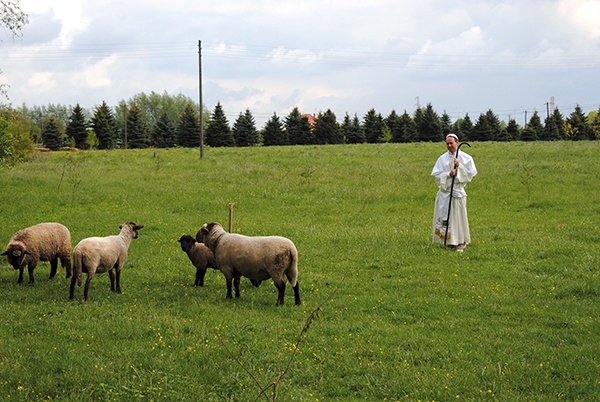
[[0, 142, 598, 401]]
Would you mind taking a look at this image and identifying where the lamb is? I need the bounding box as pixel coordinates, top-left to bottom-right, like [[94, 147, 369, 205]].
[[197, 222, 301, 306], [2, 222, 72, 284], [177, 234, 217, 287], [69, 222, 143, 301]]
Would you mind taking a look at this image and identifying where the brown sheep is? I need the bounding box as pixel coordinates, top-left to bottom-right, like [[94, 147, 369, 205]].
[[178, 234, 217, 287], [2, 222, 72, 284], [197, 222, 300, 306]]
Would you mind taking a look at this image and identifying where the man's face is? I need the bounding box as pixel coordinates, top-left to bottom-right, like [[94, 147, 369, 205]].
[[446, 138, 458, 154]]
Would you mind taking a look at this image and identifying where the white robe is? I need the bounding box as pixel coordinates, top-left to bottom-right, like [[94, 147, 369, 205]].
[[431, 150, 477, 246]]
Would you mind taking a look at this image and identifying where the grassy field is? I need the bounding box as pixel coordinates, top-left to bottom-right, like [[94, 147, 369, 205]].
[[0, 141, 598, 401]]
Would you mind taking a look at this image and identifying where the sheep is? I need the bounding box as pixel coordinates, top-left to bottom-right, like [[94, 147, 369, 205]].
[[2, 222, 72, 284], [177, 234, 217, 287], [69, 222, 143, 301], [197, 222, 301, 306]]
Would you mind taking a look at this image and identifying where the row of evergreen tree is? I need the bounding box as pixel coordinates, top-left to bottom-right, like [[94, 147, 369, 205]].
[[14, 92, 600, 150]]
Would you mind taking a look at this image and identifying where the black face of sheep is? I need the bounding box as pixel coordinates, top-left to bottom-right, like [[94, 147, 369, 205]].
[[199, 222, 301, 306], [178, 234, 216, 287]]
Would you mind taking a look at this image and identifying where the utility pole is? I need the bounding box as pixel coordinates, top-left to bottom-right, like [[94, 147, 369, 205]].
[[198, 40, 204, 158], [123, 103, 128, 149], [544, 102, 550, 119]]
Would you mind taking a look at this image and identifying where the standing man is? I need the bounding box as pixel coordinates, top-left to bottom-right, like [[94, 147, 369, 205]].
[[432, 134, 477, 251]]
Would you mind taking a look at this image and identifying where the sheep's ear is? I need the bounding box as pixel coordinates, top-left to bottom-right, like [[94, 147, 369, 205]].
[[1, 250, 8, 256], [134, 225, 144, 230]]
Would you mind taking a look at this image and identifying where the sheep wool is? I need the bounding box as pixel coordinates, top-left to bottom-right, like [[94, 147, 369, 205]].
[[2, 222, 72, 284], [178, 234, 217, 287], [70, 222, 143, 301], [198, 222, 301, 306]]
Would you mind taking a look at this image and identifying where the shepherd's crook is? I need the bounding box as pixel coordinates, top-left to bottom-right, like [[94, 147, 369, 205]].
[[444, 142, 471, 246]]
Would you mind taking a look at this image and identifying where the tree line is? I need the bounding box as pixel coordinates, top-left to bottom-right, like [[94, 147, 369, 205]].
[[1, 91, 599, 166]]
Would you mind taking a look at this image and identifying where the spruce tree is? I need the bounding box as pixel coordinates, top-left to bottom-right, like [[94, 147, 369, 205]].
[[551, 108, 566, 139], [313, 109, 341, 144], [285, 107, 312, 145], [386, 110, 403, 143], [506, 118, 520, 141], [91, 101, 117, 149], [416, 104, 442, 142], [399, 111, 418, 143], [125, 103, 151, 149], [590, 107, 600, 140], [178, 103, 201, 147], [342, 113, 365, 144], [232, 109, 259, 146], [459, 113, 473, 141], [205, 102, 234, 147], [41, 116, 64, 150], [363, 108, 384, 143], [153, 109, 177, 148], [566, 105, 590, 140], [66, 103, 88, 149], [441, 111, 452, 137], [520, 126, 538, 141], [471, 114, 494, 141], [541, 116, 561, 141], [484, 109, 501, 140], [527, 111, 544, 140], [263, 113, 287, 146]]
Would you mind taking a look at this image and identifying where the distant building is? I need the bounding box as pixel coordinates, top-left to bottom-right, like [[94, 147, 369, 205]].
[[301, 113, 318, 127]]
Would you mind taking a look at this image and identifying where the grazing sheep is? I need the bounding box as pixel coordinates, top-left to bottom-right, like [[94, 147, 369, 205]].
[[70, 222, 143, 301], [178, 234, 217, 287], [198, 222, 301, 306], [2, 222, 72, 284]]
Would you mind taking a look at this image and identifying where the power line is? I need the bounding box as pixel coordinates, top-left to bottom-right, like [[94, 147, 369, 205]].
[[2, 40, 599, 70]]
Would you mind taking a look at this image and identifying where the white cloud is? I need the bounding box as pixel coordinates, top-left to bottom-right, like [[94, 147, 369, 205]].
[[3, 0, 599, 124]]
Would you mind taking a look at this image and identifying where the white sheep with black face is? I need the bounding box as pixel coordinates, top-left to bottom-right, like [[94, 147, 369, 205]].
[[198, 222, 301, 306], [69, 222, 143, 301], [2, 222, 72, 284]]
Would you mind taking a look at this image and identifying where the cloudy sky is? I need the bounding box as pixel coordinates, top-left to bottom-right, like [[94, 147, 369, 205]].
[[1, 0, 599, 126]]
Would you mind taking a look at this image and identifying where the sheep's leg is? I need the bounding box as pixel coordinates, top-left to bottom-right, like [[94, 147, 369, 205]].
[[83, 275, 93, 301], [109, 269, 121, 293], [274, 282, 286, 306], [225, 277, 234, 299], [115, 269, 121, 294], [195, 268, 206, 287], [109, 269, 115, 291], [293, 282, 301, 306], [17, 267, 24, 283], [69, 275, 77, 300], [233, 277, 241, 298], [27, 264, 36, 284], [49, 258, 58, 280], [61, 256, 72, 278]]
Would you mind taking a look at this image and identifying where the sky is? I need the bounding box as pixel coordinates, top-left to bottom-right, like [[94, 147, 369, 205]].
[[1, 0, 599, 127]]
